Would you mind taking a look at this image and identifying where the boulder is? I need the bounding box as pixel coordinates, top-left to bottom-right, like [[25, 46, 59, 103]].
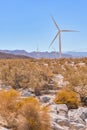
[[50, 106, 69, 127], [68, 107, 87, 124]]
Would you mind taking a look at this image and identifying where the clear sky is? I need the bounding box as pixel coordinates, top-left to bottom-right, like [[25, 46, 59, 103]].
[[0, 0, 87, 52]]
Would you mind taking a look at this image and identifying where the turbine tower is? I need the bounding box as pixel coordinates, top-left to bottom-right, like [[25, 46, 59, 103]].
[[49, 16, 79, 58]]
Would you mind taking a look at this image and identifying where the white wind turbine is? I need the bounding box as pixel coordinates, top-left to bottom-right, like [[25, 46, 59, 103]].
[[49, 16, 79, 58]]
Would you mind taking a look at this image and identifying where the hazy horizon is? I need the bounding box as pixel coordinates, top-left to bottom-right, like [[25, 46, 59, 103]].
[[1, 49, 87, 53]]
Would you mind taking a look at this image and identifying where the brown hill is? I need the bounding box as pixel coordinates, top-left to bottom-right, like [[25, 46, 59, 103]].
[[0, 52, 31, 59]]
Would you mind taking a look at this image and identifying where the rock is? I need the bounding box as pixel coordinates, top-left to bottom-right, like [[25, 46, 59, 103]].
[[19, 89, 35, 97], [21, 91, 32, 97], [79, 107, 87, 121], [50, 113, 59, 122], [78, 62, 85, 67], [49, 104, 68, 115], [68, 107, 87, 125], [49, 104, 57, 113], [49, 103, 87, 130], [51, 122, 66, 130], [85, 119, 87, 125], [57, 104, 68, 116], [50, 104, 69, 128], [52, 74, 69, 88], [39, 95, 53, 103], [0, 85, 12, 90], [68, 110, 83, 124], [62, 126, 69, 130], [56, 115, 69, 127], [52, 74, 64, 88], [70, 122, 86, 130]]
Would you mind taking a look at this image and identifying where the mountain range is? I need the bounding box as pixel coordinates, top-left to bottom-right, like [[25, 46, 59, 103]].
[[0, 51, 31, 59], [0, 50, 87, 59]]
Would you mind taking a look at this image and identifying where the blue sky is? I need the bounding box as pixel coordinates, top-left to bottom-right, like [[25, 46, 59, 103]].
[[0, 0, 87, 52]]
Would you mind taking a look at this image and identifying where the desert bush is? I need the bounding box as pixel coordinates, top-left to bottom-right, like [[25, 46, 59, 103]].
[[0, 59, 53, 92], [54, 89, 79, 109], [0, 89, 19, 129], [0, 58, 87, 102], [0, 90, 51, 130], [0, 89, 18, 113], [16, 97, 51, 130]]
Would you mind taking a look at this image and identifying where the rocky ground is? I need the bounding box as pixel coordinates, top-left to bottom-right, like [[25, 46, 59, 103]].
[[0, 73, 87, 130], [39, 95, 87, 130], [0, 86, 87, 130]]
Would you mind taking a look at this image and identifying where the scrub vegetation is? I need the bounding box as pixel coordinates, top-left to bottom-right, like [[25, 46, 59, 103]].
[[0, 57, 87, 129]]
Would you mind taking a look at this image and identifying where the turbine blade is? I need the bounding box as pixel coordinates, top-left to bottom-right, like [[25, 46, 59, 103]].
[[61, 30, 79, 32], [49, 32, 60, 49], [51, 15, 60, 31]]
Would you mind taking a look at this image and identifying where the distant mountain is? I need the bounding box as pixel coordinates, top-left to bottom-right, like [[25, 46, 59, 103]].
[[27, 51, 72, 58], [0, 50, 29, 56], [0, 50, 87, 58], [0, 52, 31, 59], [0, 50, 72, 58]]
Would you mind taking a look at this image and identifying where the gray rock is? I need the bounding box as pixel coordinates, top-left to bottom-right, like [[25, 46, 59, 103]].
[[56, 115, 69, 127], [57, 104, 68, 116], [51, 122, 66, 130], [21, 91, 32, 97], [78, 107, 87, 121], [50, 113, 69, 127], [39, 95, 53, 103], [52, 74, 69, 88], [50, 113, 59, 122], [49, 104, 57, 113], [49, 103, 87, 130], [70, 122, 86, 130], [0, 85, 11, 90], [85, 119, 87, 126], [68, 107, 87, 125], [20, 89, 34, 97]]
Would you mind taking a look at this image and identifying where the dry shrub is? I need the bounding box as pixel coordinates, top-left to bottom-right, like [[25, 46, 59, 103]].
[[16, 97, 51, 130], [0, 59, 53, 92], [54, 89, 79, 109], [0, 90, 51, 130], [0, 89, 18, 114]]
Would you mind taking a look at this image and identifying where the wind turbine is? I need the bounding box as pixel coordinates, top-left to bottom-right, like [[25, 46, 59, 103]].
[[36, 44, 40, 59], [49, 16, 79, 58]]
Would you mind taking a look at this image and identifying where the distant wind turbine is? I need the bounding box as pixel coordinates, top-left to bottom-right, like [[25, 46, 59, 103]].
[[49, 16, 79, 58], [36, 45, 40, 58]]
